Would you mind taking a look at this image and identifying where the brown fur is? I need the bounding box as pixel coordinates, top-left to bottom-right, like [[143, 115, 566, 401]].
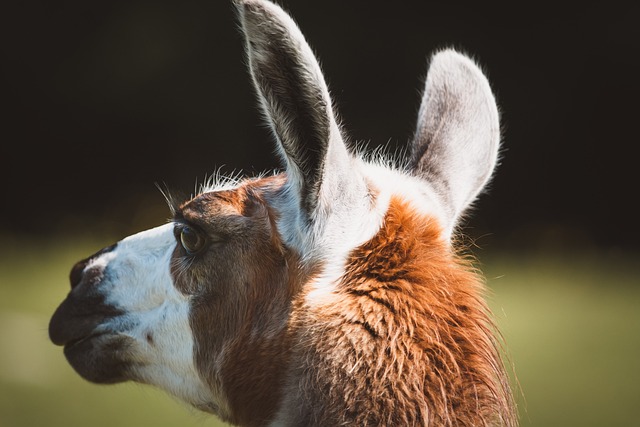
[[281, 196, 516, 426], [173, 179, 515, 426], [172, 176, 300, 426]]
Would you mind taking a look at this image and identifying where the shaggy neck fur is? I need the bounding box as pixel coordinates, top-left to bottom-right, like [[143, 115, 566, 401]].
[[264, 196, 515, 427]]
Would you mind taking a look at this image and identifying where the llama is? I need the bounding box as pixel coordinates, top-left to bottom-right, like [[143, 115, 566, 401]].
[[49, 0, 517, 425]]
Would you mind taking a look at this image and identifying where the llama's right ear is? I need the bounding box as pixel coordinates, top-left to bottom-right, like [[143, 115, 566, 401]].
[[235, 0, 349, 218], [410, 50, 501, 233]]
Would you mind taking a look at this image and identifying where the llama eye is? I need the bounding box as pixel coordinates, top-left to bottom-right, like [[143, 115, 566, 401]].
[[179, 226, 206, 255]]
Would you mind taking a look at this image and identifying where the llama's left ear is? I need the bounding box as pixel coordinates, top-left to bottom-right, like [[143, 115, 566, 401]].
[[236, 0, 353, 219], [410, 50, 500, 233]]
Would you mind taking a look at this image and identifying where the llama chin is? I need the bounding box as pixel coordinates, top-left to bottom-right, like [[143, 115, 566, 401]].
[[49, 1, 517, 426]]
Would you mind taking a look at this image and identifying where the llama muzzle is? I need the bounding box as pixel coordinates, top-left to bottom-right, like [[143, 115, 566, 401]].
[[49, 243, 134, 384]]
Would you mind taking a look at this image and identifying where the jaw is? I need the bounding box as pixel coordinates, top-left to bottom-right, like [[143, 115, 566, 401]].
[[63, 333, 137, 384], [58, 310, 222, 413]]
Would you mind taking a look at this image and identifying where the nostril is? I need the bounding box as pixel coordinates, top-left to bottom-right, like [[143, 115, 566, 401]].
[[69, 243, 118, 290], [69, 260, 89, 289]]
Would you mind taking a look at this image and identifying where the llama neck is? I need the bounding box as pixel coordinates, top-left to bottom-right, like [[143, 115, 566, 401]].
[[279, 196, 515, 426]]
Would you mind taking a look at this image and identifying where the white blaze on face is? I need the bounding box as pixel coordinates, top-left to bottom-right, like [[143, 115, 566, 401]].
[[96, 223, 217, 411]]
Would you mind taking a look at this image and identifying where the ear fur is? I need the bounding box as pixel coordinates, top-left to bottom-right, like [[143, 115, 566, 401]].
[[410, 49, 500, 230], [235, 0, 346, 217]]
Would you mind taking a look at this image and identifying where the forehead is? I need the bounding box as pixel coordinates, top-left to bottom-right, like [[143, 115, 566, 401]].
[[181, 190, 247, 218], [177, 174, 286, 221]]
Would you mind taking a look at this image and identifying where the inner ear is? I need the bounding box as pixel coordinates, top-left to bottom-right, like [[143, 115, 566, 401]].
[[236, 0, 340, 217], [410, 49, 500, 230]]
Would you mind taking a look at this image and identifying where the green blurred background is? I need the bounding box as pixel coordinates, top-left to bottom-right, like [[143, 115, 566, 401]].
[[2, 1, 639, 426], [2, 241, 638, 427]]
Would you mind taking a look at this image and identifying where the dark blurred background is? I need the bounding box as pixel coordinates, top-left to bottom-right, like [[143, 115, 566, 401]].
[[2, 1, 639, 251]]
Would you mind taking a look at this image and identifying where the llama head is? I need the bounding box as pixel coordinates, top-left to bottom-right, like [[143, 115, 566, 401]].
[[49, 0, 508, 425]]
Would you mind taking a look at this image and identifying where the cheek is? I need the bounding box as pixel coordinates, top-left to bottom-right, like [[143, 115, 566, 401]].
[[114, 268, 219, 411], [130, 298, 210, 403], [136, 295, 232, 418]]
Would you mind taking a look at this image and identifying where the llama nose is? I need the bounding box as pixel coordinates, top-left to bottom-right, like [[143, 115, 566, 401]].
[[69, 244, 117, 290], [69, 259, 89, 290]]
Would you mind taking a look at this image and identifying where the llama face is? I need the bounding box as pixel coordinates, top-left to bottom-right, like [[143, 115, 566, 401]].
[[49, 175, 300, 417], [49, 222, 219, 411], [50, 0, 515, 425]]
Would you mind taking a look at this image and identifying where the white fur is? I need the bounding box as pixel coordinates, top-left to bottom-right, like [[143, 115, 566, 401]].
[[302, 156, 450, 308], [413, 50, 500, 230]]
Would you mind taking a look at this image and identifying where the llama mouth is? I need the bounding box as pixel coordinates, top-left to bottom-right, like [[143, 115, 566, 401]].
[[49, 290, 124, 348], [49, 311, 118, 348], [64, 331, 108, 350], [62, 329, 134, 384]]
